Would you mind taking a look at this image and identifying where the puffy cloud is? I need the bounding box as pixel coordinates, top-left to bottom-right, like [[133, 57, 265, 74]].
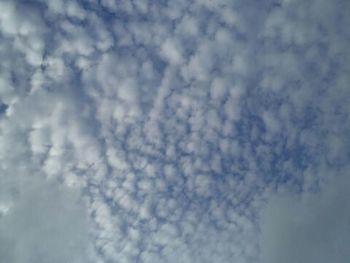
[[1, 0, 350, 262]]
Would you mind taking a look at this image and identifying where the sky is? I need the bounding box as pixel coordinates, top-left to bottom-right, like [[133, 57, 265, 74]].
[[0, 0, 349, 262]]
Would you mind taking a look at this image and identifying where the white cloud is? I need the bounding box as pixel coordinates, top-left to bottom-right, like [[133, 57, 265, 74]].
[[160, 38, 184, 65], [1, 0, 350, 262]]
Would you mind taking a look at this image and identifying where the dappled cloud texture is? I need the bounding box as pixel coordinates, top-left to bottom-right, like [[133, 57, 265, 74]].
[[0, 0, 350, 262]]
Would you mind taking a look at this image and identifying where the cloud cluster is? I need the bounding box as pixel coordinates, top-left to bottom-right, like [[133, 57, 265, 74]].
[[0, 0, 349, 262]]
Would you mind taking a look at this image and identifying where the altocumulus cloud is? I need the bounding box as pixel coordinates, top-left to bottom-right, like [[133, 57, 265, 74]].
[[0, 0, 350, 262]]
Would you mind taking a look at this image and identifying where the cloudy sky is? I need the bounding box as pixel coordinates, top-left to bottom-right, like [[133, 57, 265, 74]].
[[0, 0, 349, 262]]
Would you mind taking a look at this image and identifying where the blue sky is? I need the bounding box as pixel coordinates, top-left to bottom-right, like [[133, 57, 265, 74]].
[[0, 0, 350, 262]]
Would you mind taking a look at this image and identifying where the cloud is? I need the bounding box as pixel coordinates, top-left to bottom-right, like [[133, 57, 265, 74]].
[[260, 172, 350, 263], [1, 0, 350, 262], [0, 171, 90, 263]]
